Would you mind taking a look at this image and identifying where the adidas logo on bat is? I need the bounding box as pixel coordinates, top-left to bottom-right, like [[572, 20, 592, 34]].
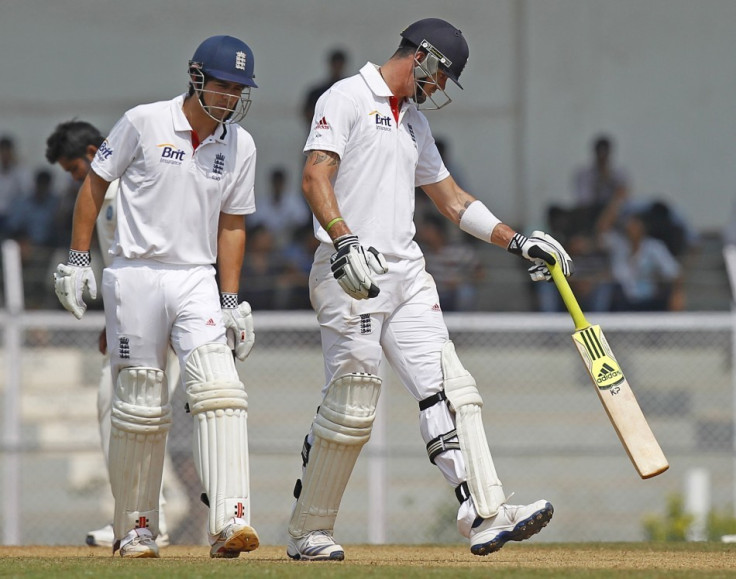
[[596, 362, 622, 384]]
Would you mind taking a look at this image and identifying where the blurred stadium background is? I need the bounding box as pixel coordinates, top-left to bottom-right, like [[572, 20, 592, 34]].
[[2, 0, 736, 547]]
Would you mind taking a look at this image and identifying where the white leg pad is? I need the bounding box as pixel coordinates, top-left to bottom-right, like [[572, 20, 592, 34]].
[[109, 367, 172, 542], [442, 341, 506, 518], [288, 373, 381, 537], [185, 343, 250, 535]]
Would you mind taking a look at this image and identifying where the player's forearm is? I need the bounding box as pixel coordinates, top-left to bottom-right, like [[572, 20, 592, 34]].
[[70, 171, 109, 252], [217, 215, 246, 294], [302, 156, 348, 240]]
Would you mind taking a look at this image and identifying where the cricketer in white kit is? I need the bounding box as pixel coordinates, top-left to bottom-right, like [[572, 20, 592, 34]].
[[54, 35, 260, 559], [287, 19, 575, 561]]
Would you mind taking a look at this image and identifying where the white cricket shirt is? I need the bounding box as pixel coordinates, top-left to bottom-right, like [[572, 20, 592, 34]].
[[96, 180, 119, 267], [305, 62, 449, 260], [91, 94, 256, 265]]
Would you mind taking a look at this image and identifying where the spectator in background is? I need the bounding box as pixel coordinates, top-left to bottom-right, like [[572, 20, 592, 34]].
[[248, 167, 310, 246], [0, 135, 33, 237], [417, 214, 484, 311], [597, 199, 684, 312], [239, 224, 285, 310], [570, 134, 631, 235], [280, 222, 319, 309], [301, 48, 349, 129]]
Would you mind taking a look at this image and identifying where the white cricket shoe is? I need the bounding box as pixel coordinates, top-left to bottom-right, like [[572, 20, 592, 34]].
[[287, 530, 345, 561], [470, 500, 553, 556], [209, 517, 260, 558], [86, 523, 170, 548], [118, 528, 160, 558], [86, 523, 114, 548]]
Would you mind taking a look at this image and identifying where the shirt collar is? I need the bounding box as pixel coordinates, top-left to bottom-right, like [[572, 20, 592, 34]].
[[360, 62, 394, 98], [171, 93, 228, 142]]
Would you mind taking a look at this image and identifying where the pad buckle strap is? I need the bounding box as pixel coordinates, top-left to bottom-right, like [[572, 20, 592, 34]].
[[419, 390, 447, 411], [426, 428, 460, 464], [455, 481, 470, 504]]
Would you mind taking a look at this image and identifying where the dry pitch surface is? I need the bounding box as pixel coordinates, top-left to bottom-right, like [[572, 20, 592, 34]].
[[1, 543, 736, 578]]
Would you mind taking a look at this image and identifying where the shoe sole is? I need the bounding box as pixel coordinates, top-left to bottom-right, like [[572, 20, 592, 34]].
[[120, 549, 159, 559], [210, 526, 260, 558], [286, 549, 345, 561], [471, 502, 554, 556]]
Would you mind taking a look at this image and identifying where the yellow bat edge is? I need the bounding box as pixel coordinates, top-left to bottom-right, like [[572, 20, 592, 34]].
[[548, 259, 669, 478]]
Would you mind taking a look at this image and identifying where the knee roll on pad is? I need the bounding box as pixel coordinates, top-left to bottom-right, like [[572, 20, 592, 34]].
[[288, 372, 381, 537], [442, 341, 506, 518], [109, 367, 172, 541], [185, 342, 251, 534]]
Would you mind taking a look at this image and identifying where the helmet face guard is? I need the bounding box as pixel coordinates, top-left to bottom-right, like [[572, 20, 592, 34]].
[[189, 63, 252, 124], [412, 40, 453, 110]]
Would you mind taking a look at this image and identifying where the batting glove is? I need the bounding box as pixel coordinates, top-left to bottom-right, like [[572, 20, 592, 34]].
[[330, 234, 388, 300], [221, 294, 255, 361], [507, 230, 574, 281], [53, 250, 97, 319]]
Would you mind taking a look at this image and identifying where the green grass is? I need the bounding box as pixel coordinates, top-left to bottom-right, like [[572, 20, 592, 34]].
[[1, 543, 735, 578]]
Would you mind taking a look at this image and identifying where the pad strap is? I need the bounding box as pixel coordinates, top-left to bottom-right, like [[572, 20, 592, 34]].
[[419, 390, 447, 411], [426, 428, 461, 464], [455, 481, 471, 504]]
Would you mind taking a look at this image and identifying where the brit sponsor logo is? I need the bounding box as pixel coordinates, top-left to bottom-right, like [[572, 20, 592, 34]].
[[158, 143, 186, 165], [369, 110, 392, 131], [97, 140, 114, 161]]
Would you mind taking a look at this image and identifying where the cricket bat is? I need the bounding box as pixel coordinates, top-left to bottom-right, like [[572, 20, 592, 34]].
[[547, 258, 669, 479]]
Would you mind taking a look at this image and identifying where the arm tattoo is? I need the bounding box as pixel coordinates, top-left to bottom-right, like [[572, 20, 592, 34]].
[[458, 201, 473, 222], [309, 150, 340, 167]]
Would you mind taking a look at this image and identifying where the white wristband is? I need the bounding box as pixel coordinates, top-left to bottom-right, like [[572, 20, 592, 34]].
[[459, 200, 501, 243]]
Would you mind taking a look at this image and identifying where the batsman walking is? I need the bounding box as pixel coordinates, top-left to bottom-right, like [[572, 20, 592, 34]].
[[288, 18, 575, 560], [54, 35, 259, 558]]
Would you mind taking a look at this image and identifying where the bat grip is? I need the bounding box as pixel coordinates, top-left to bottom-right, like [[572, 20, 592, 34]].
[[544, 255, 589, 331]]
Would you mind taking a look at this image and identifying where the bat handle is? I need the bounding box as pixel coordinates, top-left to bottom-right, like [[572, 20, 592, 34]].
[[547, 257, 590, 331]]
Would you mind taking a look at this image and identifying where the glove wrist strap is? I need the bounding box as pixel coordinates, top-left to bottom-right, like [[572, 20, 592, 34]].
[[506, 233, 528, 256], [220, 292, 238, 309], [68, 250, 91, 267], [333, 234, 358, 251]]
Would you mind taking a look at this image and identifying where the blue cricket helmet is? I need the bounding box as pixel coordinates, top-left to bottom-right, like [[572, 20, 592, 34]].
[[400, 18, 469, 88], [190, 35, 257, 88]]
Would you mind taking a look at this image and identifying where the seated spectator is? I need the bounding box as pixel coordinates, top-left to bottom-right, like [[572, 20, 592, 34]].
[[239, 224, 286, 310], [0, 135, 33, 237], [601, 211, 684, 312], [280, 222, 319, 309], [248, 167, 310, 247], [417, 214, 484, 312], [6, 169, 59, 250]]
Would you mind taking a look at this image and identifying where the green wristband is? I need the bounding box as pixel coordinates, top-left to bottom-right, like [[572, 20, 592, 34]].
[[325, 217, 344, 232]]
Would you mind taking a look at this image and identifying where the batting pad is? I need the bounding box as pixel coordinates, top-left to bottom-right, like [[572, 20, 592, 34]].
[[288, 373, 381, 537], [109, 367, 172, 542], [185, 343, 250, 535], [442, 341, 506, 518]]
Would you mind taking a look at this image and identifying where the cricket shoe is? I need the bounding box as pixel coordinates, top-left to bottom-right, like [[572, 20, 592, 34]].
[[86, 523, 170, 548], [117, 528, 160, 558], [287, 530, 345, 561], [209, 517, 260, 558], [469, 500, 553, 556]]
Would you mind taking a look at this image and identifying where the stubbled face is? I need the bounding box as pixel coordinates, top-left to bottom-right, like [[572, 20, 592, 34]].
[[200, 78, 246, 122], [58, 155, 92, 181]]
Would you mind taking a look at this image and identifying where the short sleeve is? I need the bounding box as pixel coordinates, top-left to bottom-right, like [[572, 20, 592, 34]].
[[303, 88, 357, 159], [90, 114, 140, 182], [415, 128, 449, 188]]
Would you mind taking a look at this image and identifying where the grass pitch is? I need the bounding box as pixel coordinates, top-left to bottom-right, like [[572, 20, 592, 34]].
[[1, 543, 735, 578]]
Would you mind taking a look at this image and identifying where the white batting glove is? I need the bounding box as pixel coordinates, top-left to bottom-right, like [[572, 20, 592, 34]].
[[53, 250, 97, 319], [221, 294, 255, 361], [330, 234, 388, 300], [507, 230, 574, 282]]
